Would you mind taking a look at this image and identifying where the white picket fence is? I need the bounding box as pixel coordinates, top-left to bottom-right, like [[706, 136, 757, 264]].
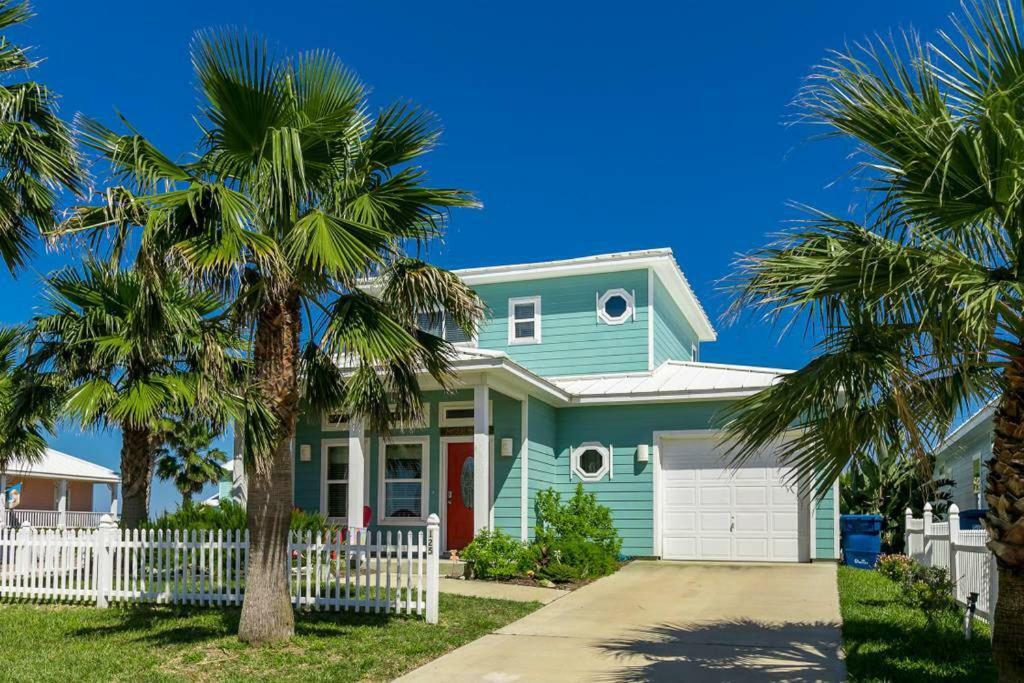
[[905, 504, 997, 625], [0, 513, 440, 623]]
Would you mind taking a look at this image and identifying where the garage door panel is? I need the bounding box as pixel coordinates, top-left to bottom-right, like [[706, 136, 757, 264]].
[[660, 437, 803, 563]]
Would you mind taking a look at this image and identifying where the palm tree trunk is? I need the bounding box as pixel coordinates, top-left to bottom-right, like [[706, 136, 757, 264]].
[[120, 425, 154, 528], [238, 290, 300, 644], [987, 364, 1024, 681], [182, 492, 192, 506]]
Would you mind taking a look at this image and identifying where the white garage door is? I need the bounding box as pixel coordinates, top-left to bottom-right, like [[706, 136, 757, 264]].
[[660, 437, 801, 562]]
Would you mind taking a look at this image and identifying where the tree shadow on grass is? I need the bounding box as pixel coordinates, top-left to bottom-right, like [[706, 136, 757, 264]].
[[70, 605, 416, 646], [595, 619, 845, 683]]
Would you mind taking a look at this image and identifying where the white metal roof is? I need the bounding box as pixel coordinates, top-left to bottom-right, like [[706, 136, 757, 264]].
[[451, 249, 717, 342], [551, 360, 790, 404], [4, 448, 120, 483]]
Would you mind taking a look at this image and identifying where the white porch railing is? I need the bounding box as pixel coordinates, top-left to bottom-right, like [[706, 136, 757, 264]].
[[0, 514, 441, 623], [905, 504, 998, 625], [3, 509, 111, 529]]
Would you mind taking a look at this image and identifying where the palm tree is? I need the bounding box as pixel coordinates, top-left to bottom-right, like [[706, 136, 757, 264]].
[[0, 1, 80, 272], [155, 415, 229, 506], [722, 2, 1024, 677], [28, 261, 250, 528], [60, 32, 482, 643], [0, 325, 58, 471]]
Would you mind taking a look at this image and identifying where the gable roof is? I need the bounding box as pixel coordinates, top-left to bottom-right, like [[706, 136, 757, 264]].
[[935, 399, 997, 455], [451, 249, 717, 342], [4, 448, 120, 483]]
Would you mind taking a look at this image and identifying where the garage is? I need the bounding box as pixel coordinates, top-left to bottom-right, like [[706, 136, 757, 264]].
[[658, 435, 804, 562]]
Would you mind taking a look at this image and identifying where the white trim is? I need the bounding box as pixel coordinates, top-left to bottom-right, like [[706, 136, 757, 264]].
[[377, 435, 430, 526], [832, 478, 840, 560], [647, 267, 655, 371], [320, 438, 349, 523], [520, 399, 529, 542], [508, 296, 542, 345], [597, 288, 635, 326], [570, 442, 611, 482], [691, 342, 699, 362]]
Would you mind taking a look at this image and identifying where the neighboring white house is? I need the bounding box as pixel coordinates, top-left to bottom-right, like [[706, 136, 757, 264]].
[[0, 448, 120, 528], [934, 401, 995, 512]]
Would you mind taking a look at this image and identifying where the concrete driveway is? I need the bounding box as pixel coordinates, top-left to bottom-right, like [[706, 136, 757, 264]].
[[398, 561, 845, 682]]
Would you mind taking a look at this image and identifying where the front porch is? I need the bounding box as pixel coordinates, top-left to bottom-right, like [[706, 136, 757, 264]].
[[1, 448, 121, 529]]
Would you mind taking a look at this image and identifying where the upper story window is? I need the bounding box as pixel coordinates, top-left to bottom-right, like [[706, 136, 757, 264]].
[[691, 342, 699, 361], [597, 289, 635, 325], [417, 311, 473, 345], [508, 296, 541, 345]]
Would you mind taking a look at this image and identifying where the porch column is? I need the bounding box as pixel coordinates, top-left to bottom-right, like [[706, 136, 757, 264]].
[[56, 479, 68, 528], [0, 473, 6, 529], [108, 483, 119, 518], [347, 418, 366, 530], [473, 383, 490, 534]]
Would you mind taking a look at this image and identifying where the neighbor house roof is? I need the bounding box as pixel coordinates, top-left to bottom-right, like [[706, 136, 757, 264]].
[[4, 448, 120, 483], [450, 248, 717, 342], [935, 399, 997, 455]]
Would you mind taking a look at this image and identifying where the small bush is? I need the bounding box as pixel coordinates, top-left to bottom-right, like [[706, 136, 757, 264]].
[[531, 536, 617, 582], [535, 483, 622, 558], [462, 529, 530, 580], [147, 501, 338, 534], [876, 554, 916, 585], [876, 553, 958, 621]]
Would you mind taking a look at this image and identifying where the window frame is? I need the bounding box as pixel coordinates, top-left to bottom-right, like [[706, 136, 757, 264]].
[[596, 288, 636, 326], [320, 438, 350, 522], [377, 435, 430, 525], [507, 296, 542, 345], [571, 442, 611, 482], [438, 400, 494, 428], [321, 409, 350, 432]]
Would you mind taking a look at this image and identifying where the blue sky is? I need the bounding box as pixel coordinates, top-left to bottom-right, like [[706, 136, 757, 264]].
[[0, 1, 961, 513]]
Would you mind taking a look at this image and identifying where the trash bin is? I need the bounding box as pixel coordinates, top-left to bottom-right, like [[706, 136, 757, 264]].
[[959, 509, 987, 530], [840, 514, 883, 569]]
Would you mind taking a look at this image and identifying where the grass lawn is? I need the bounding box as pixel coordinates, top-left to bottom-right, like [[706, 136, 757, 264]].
[[0, 594, 539, 682], [837, 565, 995, 682]]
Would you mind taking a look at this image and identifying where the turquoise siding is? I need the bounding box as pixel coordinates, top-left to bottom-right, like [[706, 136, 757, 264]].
[[526, 397, 558, 540], [492, 391, 524, 537], [652, 273, 699, 365], [555, 401, 733, 557], [217, 475, 232, 501], [474, 270, 650, 376], [815, 488, 837, 560], [293, 389, 525, 541]]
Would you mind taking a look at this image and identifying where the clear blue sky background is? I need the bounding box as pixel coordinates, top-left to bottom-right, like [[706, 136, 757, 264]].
[[0, 1, 962, 514]]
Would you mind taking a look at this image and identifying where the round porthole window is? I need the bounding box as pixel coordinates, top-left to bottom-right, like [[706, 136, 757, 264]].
[[597, 289, 635, 325], [571, 442, 610, 481]]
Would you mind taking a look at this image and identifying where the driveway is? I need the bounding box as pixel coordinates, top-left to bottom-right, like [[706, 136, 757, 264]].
[[398, 561, 845, 682]]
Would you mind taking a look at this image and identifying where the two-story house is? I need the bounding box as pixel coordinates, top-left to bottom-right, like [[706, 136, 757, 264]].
[[281, 249, 839, 561]]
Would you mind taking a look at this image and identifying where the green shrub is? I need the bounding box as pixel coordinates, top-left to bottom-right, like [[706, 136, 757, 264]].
[[462, 529, 530, 580], [535, 483, 622, 558], [147, 501, 338, 534], [876, 553, 958, 621], [876, 553, 916, 585], [531, 536, 617, 582]]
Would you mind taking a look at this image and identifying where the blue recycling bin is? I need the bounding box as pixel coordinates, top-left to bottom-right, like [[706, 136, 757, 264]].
[[959, 509, 987, 530], [840, 514, 883, 569]]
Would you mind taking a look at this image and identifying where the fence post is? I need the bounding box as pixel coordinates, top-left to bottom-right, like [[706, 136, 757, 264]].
[[947, 504, 960, 592], [426, 513, 440, 625], [95, 514, 117, 608], [922, 503, 933, 566], [15, 521, 31, 575]]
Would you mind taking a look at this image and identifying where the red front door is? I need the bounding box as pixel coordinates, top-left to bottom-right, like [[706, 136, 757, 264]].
[[446, 442, 475, 551]]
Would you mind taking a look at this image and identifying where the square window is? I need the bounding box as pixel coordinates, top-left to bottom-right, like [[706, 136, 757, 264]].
[[508, 296, 541, 344]]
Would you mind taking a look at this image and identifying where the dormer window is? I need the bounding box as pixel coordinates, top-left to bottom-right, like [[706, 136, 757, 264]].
[[508, 296, 541, 344], [597, 289, 635, 325]]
